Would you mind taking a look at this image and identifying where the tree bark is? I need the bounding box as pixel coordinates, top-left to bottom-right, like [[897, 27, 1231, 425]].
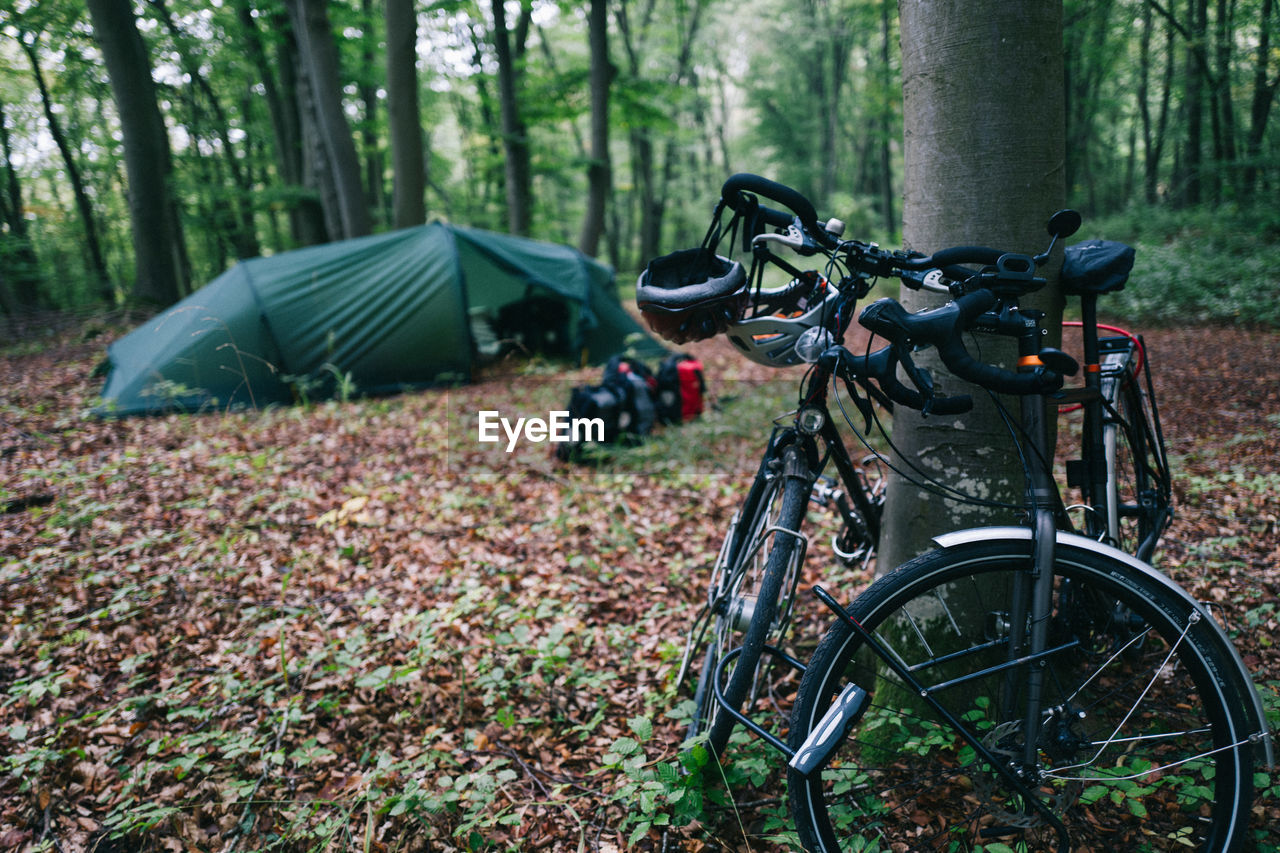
[[0, 98, 43, 310], [1244, 0, 1279, 194], [386, 0, 427, 228], [284, 0, 371, 240], [493, 0, 532, 235], [147, 0, 260, 260], [20, 36, 113, 301], [578, 0, 611, 257], [233, 1, 326, 246], [359, 0, 386, 226], [85, 0, 189, 307], [880, 0, 1067, 572]]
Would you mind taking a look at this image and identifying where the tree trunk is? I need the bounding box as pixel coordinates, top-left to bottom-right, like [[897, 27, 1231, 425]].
[[493, 0, 532, 235], [148, 0, 260, 260], [284, 0, 371, 240], [233, 0, 326, 246], [578, 0, 611, 257], [386, 0, 427, 229], [359, 0, 386, 227], [0, 98, 43, 310], [1211, 0, 1238, 199], [878, 0, 896, 240], [20, 36, 113, 301], [85, 0, 189, 307], [1182, 0, 1207, 205], [1244, 0, 1278, 195], [880, 0, 1066, 571]]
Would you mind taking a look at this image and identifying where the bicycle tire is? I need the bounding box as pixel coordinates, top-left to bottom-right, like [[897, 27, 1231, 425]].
[[788, 536, 1255, 852], [686, 443, 813, 759], [1103, 367, 1168, 561]]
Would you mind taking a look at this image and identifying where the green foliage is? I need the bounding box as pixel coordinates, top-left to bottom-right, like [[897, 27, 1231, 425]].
[[1085, 203, 1280, 326]]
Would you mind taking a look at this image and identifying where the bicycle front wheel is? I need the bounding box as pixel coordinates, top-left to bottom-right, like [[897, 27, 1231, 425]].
[[687, 443, 813, 758], [788, 536, 1255, 852]]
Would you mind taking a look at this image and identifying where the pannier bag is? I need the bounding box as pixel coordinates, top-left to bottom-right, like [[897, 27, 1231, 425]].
[[603, 356, 658, 437], [656, 354, 706, 424], [555, 354, 706, 461]]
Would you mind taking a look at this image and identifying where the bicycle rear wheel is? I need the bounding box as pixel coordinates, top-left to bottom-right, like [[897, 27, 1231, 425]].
[[1099, 336, 1170, 560], [788, 537, 1256, 852], [683, 443, 812, 758]]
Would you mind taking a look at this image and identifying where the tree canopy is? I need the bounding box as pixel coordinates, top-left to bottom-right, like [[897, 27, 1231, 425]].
[[0, 0, 1277, 312]]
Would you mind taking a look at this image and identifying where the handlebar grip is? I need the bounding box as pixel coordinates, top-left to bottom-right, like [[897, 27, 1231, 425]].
[[859, 290, 1063, 396], [929, 245, 1005, 268], [936, 289, 1063, 394], [934, 336, 1065, 395], [721, 173, 820, 230]]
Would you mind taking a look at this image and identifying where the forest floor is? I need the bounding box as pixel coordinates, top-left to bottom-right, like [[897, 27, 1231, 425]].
[[2, 319, 1279, 852]]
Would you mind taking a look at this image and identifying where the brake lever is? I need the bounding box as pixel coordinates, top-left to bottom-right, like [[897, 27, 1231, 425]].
[[893, 344, 946, 417], [751, 216, 822, 256]]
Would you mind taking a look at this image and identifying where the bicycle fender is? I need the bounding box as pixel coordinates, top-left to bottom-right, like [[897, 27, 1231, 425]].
[[932, 526, 1275, 769]]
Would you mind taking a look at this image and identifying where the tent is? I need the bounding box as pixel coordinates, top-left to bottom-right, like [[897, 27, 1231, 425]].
[[96, 223, 665, 417]]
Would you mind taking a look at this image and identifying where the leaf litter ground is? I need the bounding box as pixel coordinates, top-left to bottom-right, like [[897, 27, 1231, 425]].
[[1, 322, 1277, 852]]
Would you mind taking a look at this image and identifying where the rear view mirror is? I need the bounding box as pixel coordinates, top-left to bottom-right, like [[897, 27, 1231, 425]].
[[1047, 209, 1082, 240]]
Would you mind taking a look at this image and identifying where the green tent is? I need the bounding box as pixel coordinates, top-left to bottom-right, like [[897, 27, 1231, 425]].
[[96, 223, 665, 416]]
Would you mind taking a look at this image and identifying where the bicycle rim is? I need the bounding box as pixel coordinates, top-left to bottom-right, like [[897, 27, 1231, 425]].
[[688, 445, 811, 757], [789, 540, 1253, 852]]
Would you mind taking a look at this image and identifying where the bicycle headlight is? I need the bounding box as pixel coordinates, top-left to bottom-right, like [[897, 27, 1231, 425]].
[[798, 406, 826, 434]]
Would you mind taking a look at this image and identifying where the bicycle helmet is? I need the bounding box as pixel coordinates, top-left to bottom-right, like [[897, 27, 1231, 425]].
[[725, 274, 842, 367], [636, 248, 749, 344]]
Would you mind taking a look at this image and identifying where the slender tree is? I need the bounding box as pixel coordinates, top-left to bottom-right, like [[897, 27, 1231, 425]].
[[232, 0, 326, 246], [0, 97, 42, 311], [1244, 0, 1279, 195], [147, 0, 260, 260], [284, 0, 372, 240], [578, 0, 611, 256], [493, 0, 533, 235], [878, 0, 1067, 570], [85, 0, 189, 307], [386, 0, 426, 228], [18, 31, 112, 300]]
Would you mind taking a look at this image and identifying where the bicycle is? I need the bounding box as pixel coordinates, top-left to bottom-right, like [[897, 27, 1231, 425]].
[[639, 176, 1171, 762], [641, 174, 948, 758], [637, 174, 1273, 851]]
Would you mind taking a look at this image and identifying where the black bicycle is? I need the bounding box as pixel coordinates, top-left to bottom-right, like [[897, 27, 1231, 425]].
[[638, 174, 1273, 851]]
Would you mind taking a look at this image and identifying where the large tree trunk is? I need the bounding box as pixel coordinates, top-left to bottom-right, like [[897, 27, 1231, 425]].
[[386, 0, 426, 229], [85, 0, 189, 307], [578, 0, 611, 257], [878, 0, 1066, 572], [284, 0, 371, 241]]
